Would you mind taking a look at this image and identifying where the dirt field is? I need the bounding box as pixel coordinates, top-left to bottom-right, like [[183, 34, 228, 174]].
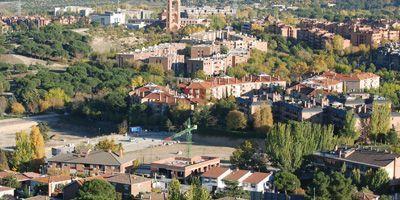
[[0, 54, 68, 71]]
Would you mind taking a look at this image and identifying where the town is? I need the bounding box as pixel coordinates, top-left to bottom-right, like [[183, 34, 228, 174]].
[[0, 0, 400, 200]]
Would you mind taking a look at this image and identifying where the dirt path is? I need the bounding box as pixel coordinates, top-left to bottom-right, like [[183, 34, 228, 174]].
[[0, 54, 68, 71]]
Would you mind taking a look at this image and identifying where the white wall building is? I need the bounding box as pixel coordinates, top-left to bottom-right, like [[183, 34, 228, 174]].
[[91, 11, 126, 26], [0, 186, 14, 198]]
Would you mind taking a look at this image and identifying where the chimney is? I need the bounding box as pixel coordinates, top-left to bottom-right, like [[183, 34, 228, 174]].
[[338, 150, 342, 158], [119, 148, 123, 158]]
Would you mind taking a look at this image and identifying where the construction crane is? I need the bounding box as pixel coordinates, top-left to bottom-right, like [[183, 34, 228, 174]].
[[164, 119, 197, 158]]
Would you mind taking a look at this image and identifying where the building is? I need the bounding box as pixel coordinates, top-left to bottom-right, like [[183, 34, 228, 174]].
[[148, 54, 185, 71], [124, 9, 154, 20], [166, 0, 181, 32], [267, 22, 298, 39], [182, 75, 285, 100], [151, 156, 220, 182], [54, 6, 94, 17], [350, 28, 400, 46], [313, 147, 400, 180], [46, 150, 138, 176], [297, 28, 351, 49], [272, 100, 324, 122], [116, 43, 186, 67], [0, 186, 14, 199], [30, 175, 72, 197], [106, 173, 152, 198], [190, 44, 220, 58], [181, 6, 236, 18], [202, 167, 273, 193], [374, 42, 400, 70], [91, 11, 126, 26]]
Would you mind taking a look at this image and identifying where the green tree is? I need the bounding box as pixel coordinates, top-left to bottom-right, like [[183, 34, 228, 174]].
[[37, 122, 50, 141], [274, 171, 301, 194], [230, 140, 267, 171], [329, 172, 353, 200], [185, 178, 211, 200], [370, 102, 391, 139], [387, 128, 398, 145], [226, 110, 247, 130], [215, 180, 249, 199], [12, 131, 34, 172], [350, 168, 361, 186], [77, 179, 117, 200], [168, 179, 184, 200], [342, 110, 357, 139], [0, 96, 7, 116], [252, 103, 273, 133], [307, 171, 330, 200], [44, 88, 70, 109], [210, 15, 226, 30], [365, 169, 389, 193], [95, 139, 122, 153], [191, 70, 207, 80], [0, 150, 9, 171], [0, 175, 21, 189]]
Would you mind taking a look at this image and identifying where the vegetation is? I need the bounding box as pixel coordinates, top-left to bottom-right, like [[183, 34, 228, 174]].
[[230, 140, 268, 172], [274, 171, 301, 194], [77, 179, 117, 200], [252, 103, 273, 133], [225, 110, 247, 130]]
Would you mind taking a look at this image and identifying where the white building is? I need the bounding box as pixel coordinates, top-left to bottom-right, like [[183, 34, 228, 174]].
[[201, 167, 273, 193], [0, 186, 14, 198], [91, 11, 126, 26], [54, 6, 94, 17]]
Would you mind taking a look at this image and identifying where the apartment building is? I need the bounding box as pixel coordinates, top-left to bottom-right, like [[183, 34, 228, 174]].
[[2, 16, 51, 28], [148, 54, 185, 71], [54, 6, 94, 17], [272, 100, 324, 122], [190, 44, 220, 58], [350, 28, 400, 46], [320, 71, 380, 92], [313, 147, 400, 179], [201, 167, 273, 193], [46, 150, 138, 176], [116, 43, 186, 67], [297, 28, 351, 49], [151, 156, 220, 182], [181, 6, 236, 18], [266, 22, 298, 39], [374, 42, 400, 70], [182, 74, 286, 100]]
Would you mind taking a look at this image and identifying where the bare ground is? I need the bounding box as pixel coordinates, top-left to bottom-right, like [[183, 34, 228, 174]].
[[0, 54, 68, 71]]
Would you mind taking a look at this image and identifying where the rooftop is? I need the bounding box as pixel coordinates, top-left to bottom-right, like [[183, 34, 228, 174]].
[[223, 170, 250, 182], [202, 167, 230, 178], [242, 172, 271, 184], [106, 173, 151, 185], [46, 150, 137, 166]]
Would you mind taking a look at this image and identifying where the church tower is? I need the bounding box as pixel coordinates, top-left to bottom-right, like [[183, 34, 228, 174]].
[[167, 0, 181, 33]]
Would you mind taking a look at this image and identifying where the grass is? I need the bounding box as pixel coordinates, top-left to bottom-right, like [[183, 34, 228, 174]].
[[196, 127, 266, 139]]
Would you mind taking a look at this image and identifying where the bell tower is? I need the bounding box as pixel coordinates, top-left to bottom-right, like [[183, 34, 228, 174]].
[[167, 0, 181, 33]]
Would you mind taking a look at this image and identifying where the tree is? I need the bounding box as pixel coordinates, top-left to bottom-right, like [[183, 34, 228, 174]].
[[95, 139, 122, 153], [168, 179, 183, 200], [226, 110, 247, 130], [332, 35, 345, 52], [11, 102, 25, 115], [274, 171, 301, 194], [44, 88, 70, 109], [77, 179, 116, 200], [37, 122, 50, 141], [265, 121, 336, 171], [252, 103, 273, 133], [342, 110, 357, 139], [0, 150, 9, 171], [0, 96, 7, 116], [191, 70, 207, 80], [215, 180, 249, 199], [365, 169, 389, 193], [230, 140, 267, 171], [370, 102, 391, 139], [351, 168, 361, 186], [185, 178, 211, 200], [329, 172, 353, 200], [131, 76, 144, 89], [210, 15, 226, 30], [117, 120, 128, 135], [307, 171, 330, 200], [387, 128, 398, 145], [12, 131, 34, 172], [1, 175, 21, 189], [30, 126, 45, 160]]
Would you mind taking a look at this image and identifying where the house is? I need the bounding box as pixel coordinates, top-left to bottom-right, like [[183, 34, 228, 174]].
[[201, 167, 273, 193], [30, 175, 72, 197], [0, 186, 14, 199], [241, 172, 273, 192], [46, 150, 138, 176], [0, 170, 42, 187], [313, 147, 400, 180], [106, 173, 152, 199], [62, 176, 104, 200], [151, 156, 220, 182], [201, 167, 232, 191]]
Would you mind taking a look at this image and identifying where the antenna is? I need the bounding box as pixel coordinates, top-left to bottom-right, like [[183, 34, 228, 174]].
[[117, 0, 120, 9]]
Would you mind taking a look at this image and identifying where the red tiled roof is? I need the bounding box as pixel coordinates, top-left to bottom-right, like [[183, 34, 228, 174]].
[[32, 175, 71, 184], [223, 170, 249, 181], [202, 167, 230, 179], [242, 172, 271, 184]]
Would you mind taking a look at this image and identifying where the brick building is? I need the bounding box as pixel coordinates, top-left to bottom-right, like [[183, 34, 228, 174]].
[[266, 22, 298, 39]]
